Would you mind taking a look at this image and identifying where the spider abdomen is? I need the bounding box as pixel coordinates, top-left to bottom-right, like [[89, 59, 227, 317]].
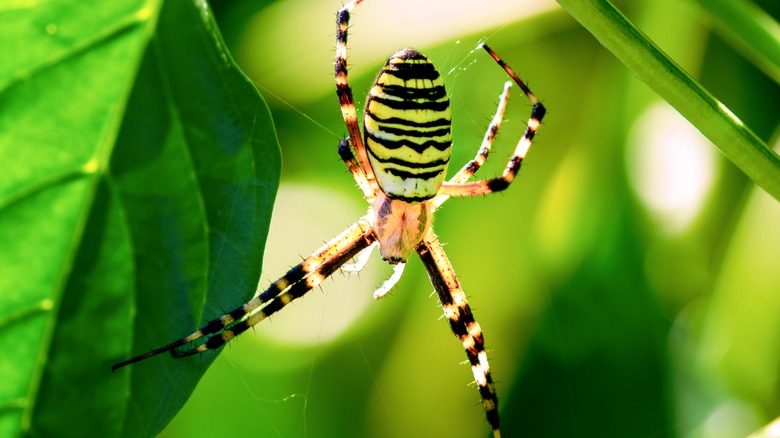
[[364, 49, 452, 203]]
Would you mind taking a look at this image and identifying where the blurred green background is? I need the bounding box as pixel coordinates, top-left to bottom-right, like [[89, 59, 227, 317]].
[[158, 0, 780, 437]]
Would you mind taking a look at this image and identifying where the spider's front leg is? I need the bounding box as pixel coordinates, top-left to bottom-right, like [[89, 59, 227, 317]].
[[112, 217, 376, 370], [417, 231, 501, 438]]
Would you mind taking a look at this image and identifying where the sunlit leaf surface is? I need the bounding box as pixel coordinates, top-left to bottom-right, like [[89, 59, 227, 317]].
[[0, 0, 280, 436]]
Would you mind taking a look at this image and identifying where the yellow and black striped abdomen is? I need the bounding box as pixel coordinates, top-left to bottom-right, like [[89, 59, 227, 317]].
[[364, 49, 452, 203]]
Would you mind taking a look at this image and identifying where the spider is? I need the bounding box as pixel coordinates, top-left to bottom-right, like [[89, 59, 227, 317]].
[[113, 1, 546, 436]]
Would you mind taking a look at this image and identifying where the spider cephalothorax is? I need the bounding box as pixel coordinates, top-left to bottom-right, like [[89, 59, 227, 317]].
[[113, 1, 546, 436]]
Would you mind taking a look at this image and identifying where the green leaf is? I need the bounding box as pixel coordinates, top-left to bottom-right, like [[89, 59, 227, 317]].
[[555, 0, 780, 201], [0, 0, 280, 436]]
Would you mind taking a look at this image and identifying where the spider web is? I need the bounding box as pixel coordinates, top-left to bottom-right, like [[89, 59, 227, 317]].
[[157, 3, 575, 438], [161, 42, 529, 438]]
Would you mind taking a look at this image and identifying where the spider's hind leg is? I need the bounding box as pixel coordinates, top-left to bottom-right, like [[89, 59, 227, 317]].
[[336, 1, 379, 196], [438, 43, 546, 200], [433, 80, 513, 210], [338, 137, 376, 202], [448, 80, 513, 186]]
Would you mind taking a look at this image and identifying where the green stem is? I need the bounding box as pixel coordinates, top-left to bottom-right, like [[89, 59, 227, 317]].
[[694, 0, 780, 85], [556, 0, 780, 201]]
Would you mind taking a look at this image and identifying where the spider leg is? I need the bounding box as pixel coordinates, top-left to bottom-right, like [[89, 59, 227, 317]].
[[416, 231, 500, 438], [339, 137, 376, 202], [112, 216, 375, 370], [433, 80, 512, 210], [336, 0, 379, 194], [448, 81, 512, 186], [342, 241, 377, 273], [439, 43, 546, 199], [342, 241, 405, 299], [372, 262, 405, 299]]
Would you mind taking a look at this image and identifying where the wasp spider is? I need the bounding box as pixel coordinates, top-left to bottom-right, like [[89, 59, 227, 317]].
[[113, 1, 546, 436]]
